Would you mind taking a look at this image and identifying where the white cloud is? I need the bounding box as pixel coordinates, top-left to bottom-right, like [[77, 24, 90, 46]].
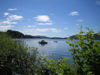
[[24, 25, 36, 28], [36, 28, 59, 32], [19, 28, 60, 36], [20, 29, 48, 36], [0, 20, 17, 25], [32, 33, 48, 36], [69, 11, 79, 16], [35, 15, 50, 22], [4, 12, 9, 16], [0, 11, 23, 31], [36, 28, 50, 32], [0, 14, 23, 26], [96, 1, 100, 5], [77, 19, 84, 22], [7, 15, 23, 21], [37, 22, 53, 25], [8, 8, 17, 11], [0, 25, 13, 31], [34, 15, 53, 25]]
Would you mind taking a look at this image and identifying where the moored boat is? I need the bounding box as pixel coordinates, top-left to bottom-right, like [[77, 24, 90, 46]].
[[39, 40, 48, 44]]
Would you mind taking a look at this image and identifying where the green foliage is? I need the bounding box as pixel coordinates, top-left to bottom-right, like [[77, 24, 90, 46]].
[[45, 57, 72, 75], [0, 33, 43, 75], [66, 28, 100, 75], [37, 56, 74, 75]]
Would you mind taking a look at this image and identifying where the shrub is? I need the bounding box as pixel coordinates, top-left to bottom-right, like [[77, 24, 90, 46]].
[[66, 28, 100, 75], [0, 33, 41, 75], [40, 57, 73, 75]]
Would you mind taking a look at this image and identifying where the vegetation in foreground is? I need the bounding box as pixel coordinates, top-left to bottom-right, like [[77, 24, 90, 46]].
[[0, 32, 72, 75], [66, 28, 100, 75], [0, 28, 100, 75]]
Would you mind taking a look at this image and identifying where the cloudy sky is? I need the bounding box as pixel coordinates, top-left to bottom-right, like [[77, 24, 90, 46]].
[[0, 0, 100, 37]]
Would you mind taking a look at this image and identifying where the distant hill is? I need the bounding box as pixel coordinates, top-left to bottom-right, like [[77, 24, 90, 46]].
[[33, 35, 49, 38], [50, 37, 66, 39], [0, 30, 49, 39], [0, 30, 100, 40], [1, 30, 66, 39], [69, 34, 100, 40], [7, 30, 24, 38]]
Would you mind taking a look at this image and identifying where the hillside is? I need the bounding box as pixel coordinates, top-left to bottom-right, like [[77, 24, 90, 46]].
[[0, 30, 49, 39], [0, 30, 100, 39], [69, 34, 100, 40]]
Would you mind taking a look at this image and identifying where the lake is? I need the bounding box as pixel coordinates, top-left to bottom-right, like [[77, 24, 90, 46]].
[[18, 39, 73, 60]]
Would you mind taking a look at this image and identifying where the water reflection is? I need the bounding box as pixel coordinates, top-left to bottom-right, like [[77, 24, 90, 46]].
[[39, 43, 47, 46], [54, 41, 58, 43], [18, 39, 72, 59]]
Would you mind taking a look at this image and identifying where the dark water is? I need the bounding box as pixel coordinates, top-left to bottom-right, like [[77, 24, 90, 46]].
[[18, 39, 72, 59]]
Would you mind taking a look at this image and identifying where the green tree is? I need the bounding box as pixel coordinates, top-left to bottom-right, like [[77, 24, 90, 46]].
[[66, 28, 100, 75]]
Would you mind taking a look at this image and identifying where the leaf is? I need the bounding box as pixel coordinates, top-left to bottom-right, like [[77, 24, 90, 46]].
[[69, 49, 72, 52], [72, 39, 75, 41], [98, 31, 100, 35], [66, 41, 70, 44], [63, 57, 69, 61]]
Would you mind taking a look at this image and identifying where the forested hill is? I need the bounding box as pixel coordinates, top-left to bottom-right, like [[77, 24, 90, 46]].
[[0, 30, 50, 39], [0, 30, 35, 38], [0, 30, 100, 39], [7, 30, 24, 38], [69, 34, 100, 40]]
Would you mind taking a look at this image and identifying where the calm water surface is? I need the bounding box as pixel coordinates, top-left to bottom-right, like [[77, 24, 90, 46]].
[[19, 39, 72, 59]]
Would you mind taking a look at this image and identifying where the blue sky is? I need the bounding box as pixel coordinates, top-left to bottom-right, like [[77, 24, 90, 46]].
[[0, 0, 100, 37]]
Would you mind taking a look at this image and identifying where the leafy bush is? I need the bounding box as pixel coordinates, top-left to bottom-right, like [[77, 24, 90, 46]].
[[39, 57, 74, 75], [66, 28, 100, 75], [0, 33, 42, 75]]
